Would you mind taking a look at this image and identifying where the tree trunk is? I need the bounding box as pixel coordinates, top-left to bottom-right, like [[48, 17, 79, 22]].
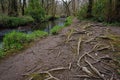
[[8, 0, 18, 16], [22, 0, 26, 15], [86, 0, 93, 18]]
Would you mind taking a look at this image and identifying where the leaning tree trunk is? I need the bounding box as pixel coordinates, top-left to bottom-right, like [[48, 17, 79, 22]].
[[22, 0, 26, 15]]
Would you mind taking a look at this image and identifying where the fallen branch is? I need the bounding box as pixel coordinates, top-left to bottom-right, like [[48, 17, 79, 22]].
[[77, 37, 82, 55], [69, 63, 72, 70]]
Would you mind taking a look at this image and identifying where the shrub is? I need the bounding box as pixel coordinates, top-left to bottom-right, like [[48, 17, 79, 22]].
[[50, 25, 63, 35], [0, 14, 34, 27], [64, 16, 72, 26], [92, 0, 106, 22], [77, 4, 88, 20], [3, 31, 30, 50], [28, 30, 48, 39], [25, 0, 46, 22], [3, 30, 48, 51]]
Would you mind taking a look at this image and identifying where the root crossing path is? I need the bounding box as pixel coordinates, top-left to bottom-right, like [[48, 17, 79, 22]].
[[0, 18, 120, 80]]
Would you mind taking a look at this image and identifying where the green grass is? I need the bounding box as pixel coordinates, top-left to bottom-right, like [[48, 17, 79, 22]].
[[50, 16, 73, 35], [50, 25, 63, 35], [0, 14, 34, 28], [64, 16, 72, 26], [0, 30, 48, 58]]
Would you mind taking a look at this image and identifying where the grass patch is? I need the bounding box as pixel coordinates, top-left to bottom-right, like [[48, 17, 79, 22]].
[[64, 16, 72, 26], [0, 30, 48, 58], [50, 25, 63, 35], [0, 14, 34, 28], [50, 16, 73, 35]]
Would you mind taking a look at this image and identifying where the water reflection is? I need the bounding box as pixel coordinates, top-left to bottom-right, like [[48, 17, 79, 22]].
[[0, 18, 66, 48]]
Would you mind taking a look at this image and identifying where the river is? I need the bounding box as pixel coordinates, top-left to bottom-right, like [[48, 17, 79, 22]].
[[0, 18, 66, 48]]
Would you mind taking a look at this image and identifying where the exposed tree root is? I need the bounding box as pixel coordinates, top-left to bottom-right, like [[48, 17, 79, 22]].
[[85, 37, 96, 43], [97, 46, 110, 51], [81, 67, 94, 77], [109, 41, 115, 52], [77, 37, 82, 55], [85, 58, 105, 80], [73, 75, 90, 78], [66, 28, 74, 43]]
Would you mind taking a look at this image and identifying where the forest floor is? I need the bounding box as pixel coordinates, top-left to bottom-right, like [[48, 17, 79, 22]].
[[0, 18, 120, 80]]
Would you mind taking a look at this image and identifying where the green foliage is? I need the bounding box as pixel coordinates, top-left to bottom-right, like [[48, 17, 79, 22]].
[[0, 30, 48, 58], [25, 0, 46, 22], [64, 16, 72, 26], [50, 16, 72, 35], [77, 4, 88, 20], [3, 31, 30, 50], [92, 0, 106, 22], [0, 14, 34, 27], [50, 25, 63, 35], [28, 31, 48, 39]]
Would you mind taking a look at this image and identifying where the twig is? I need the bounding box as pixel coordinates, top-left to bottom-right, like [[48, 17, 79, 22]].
[[69, 63, 72, 70], [77, 37, 82, 55]]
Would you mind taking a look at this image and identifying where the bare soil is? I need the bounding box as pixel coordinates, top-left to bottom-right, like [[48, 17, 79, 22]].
[[0, 18, 120, 80]]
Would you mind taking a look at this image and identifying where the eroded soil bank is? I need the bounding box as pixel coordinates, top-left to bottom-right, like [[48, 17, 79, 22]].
[[0, 18, 120, 80]]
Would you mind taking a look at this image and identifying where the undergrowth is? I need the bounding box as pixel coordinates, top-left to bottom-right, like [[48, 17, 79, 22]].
[[0, 30, 48, 58], [0, 14, 34, 28], [50, 16, 72, 35]]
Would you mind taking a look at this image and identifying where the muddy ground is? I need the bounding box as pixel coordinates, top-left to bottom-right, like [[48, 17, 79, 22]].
[[0, 19, 120, 80]]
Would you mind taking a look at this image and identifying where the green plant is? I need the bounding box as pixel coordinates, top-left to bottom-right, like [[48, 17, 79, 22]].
[[50, 25, 63, 35], [0, 14, 34, 27], [92, 0, 106, 22], [64, 16, 72, 26], [3, 31, 29, 50], [1, 30, 48, 58], [25, 0, 46, 22], [28, 30, 48, 39], [77, 4, 88, 20]]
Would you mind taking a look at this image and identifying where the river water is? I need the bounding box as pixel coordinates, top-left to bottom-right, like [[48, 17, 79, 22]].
[[0, 18, 66, 48]]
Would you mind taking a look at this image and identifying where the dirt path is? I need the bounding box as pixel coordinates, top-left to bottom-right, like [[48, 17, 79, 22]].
[[0, 19, 120, 80]]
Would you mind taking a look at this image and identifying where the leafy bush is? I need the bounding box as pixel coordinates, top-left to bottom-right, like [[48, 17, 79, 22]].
[[0, 14, 34, 27], [77, 4, 88, 20], [25, 0, 46, 22], [92, 0, 106, 22], [3, 31, 30, 50], [50, 25, 63, 35], [3, 30, 48, 52], [64, 16, 72, 26], [28, 30, 48, 39]]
